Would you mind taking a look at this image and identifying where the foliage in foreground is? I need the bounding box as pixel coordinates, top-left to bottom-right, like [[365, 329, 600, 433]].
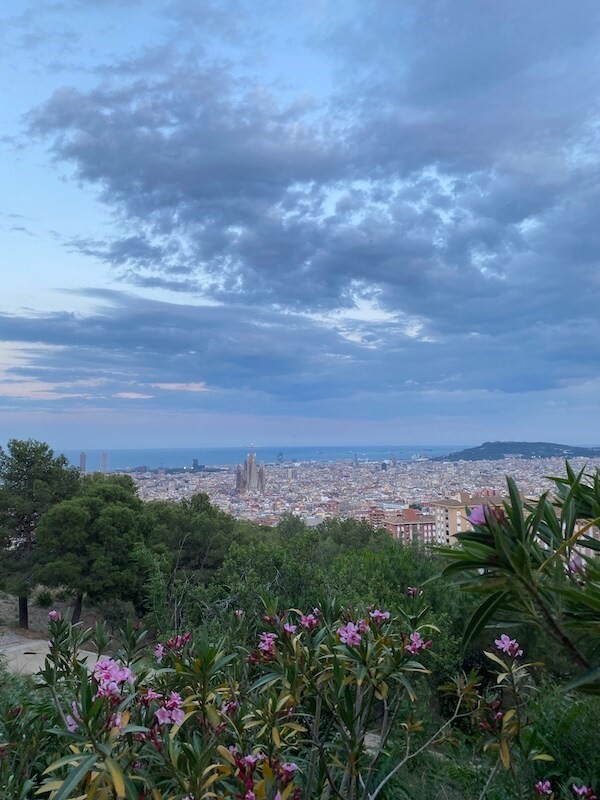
[[440, 464, 600, 694], [1, 600, 599, 800]]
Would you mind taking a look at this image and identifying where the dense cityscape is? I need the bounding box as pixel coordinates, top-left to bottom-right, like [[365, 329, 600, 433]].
[[118, 453, 600, 545]]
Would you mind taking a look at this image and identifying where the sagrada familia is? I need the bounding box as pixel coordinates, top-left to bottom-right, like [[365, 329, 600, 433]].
[[235, 452, 267, 494]]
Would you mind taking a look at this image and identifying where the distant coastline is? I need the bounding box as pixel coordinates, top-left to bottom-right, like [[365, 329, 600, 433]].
[[59, 444, 465, 472]]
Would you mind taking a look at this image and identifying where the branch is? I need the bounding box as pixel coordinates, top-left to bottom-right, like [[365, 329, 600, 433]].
[[369, 696, 466, 800]]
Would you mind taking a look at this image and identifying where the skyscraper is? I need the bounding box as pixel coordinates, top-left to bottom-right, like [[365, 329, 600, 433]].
[[100, 452, 109, 474], [79, 451, 87, 473]]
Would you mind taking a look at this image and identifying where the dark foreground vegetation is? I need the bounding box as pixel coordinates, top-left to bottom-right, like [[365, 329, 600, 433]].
[[0, 439, 599, 799]]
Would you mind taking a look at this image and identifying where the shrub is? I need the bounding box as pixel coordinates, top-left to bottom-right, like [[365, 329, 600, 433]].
[[35, 589, 54, 608]]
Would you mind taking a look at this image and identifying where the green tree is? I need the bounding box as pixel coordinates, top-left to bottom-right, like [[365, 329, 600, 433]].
[[35, 474, 148, 623], [134, 493, 236, 629], [0, 439, 80, 628]]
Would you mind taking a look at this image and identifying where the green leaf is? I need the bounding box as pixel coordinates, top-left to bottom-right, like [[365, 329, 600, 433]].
[[39, 754, 96, 800], [563, 665, 600, 694], [462, 591, 509, 651]]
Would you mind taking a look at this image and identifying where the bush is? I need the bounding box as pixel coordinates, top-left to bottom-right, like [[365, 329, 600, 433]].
[[19, 601, 479, 800], [35, 589, 54, 608]]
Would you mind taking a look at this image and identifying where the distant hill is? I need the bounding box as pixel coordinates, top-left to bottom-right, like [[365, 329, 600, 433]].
[[431, 441, 600, 462]]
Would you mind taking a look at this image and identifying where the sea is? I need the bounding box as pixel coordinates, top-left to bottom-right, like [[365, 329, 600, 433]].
[[60, 445, 466, 473]]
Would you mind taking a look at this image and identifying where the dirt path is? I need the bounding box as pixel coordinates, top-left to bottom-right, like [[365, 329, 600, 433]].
[[0, 627, 98, 674], [0, 593, 99, 674]]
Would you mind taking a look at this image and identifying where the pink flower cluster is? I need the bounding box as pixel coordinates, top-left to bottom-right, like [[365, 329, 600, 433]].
[[166, 632, 192, 650], [494, 634, 523, 658], [47, 610, 62, 621], [229, 749, 265, 797], [155, 691, 185, 727], [338, 622, 362, 646], [283, 622, 297, 635], [535, 780, 552, 795], [154, 632, 192, 663], [93, 658, 135, 699], [573, 786, 597, 799], [258, 632, 278, 660], [300, 609, 320, 630], [369, 608, 391, 624], [405, 631, 432, 655]]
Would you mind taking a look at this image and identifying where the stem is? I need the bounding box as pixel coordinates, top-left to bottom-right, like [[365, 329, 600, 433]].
[[305, 695, 321, 800], [529, 587, 589, 669], [48, 681, 70, 730], [477, 759, 500, 800], [361, 694, 403, 800], [369, 696, 466, 800]]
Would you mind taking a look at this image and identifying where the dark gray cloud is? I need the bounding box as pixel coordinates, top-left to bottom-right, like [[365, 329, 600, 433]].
[[8, 0, 600, 422], [1, 290, 599, 420], [29, 2, 598, 331]]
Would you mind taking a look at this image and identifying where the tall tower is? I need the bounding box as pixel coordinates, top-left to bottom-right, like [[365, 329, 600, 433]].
[[100, 452, 109, 474], [258, 464, 266, 494], [246, 452, 258, 491], [235, 464, 246, 494], [79, 451, 87, 473]]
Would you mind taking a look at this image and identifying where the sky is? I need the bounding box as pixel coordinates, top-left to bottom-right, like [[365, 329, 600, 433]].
[[1, 0, 600, 449]]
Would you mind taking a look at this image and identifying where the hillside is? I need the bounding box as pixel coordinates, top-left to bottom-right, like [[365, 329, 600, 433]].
[[431, 441, 600, 461]]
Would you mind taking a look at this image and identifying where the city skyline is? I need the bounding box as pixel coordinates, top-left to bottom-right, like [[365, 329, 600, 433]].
[[1, 1, 600, 448]]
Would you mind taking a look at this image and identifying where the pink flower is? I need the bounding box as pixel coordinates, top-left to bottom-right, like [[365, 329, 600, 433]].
[[283, 622, 297, 635], [468, 505, 487, 525], [282, 762, 298, 779], [110, 712, 124, 731], [65, 701, 80, 732], [171, 708, 185, 726], [144, 689, 163, 702], [572, 786, 597, 799], [535, 781, 552, 795], [258, 632, 278, 659], [93, 658, 135, 699], [65, 715, 78, 732], [568, 554, 585, 574], [242, 754, 259, 767], [154, 643, 165, 663], [47, 610, 62, 621], [165, 691, 182, 709], [369, 609, 391, 624], [357, 618, 370, 633], [235, 609, 244, 618], [405, 586, 420, 598], [155, 706, 172, 725], [154, 691, 185, 726], [221, 699, 238, 716], [300, 613, 319, 630], [405, 631, 432, 655], [165, 632, 192, 650], [338, 622, 362, 646], [244, 793, 256, 800], [494, 634, 523, 657]]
